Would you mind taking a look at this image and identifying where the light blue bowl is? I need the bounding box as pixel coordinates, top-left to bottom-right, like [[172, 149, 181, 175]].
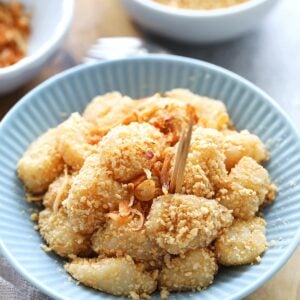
[[0, 55, 300, 300]]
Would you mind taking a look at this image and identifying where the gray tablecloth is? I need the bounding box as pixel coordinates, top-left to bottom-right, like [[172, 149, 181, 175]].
[[0, 256, 46, 300], [1, 0, 299, 299]]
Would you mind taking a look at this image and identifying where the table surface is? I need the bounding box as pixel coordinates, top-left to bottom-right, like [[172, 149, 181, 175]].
[[0, 0, 300, 299]]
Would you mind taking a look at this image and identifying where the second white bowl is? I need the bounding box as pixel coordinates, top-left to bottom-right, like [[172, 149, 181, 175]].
[[121, 0, 279, 43], [0, 0, 74, 95]]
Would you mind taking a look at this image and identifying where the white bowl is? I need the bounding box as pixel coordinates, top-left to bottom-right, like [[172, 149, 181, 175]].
[[121, 0, 279, 43], [0, 0, 74, 95]]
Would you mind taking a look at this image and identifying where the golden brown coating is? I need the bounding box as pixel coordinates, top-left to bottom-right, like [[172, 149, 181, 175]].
[[137, 95, 193, 145], [38, 208, 92, 258], [145, 194, 233, 254], [223, 130, 268, 170], [83, 92, 136, 136], [18, 89, 277, 297], [217, 157, 271, 220], [64, 154, 127, 234], [65, 256, 157, 296], [159, 248, 218, 291], [91, 217, 164, 266], [215, 217, 267, 266], [98, 122, 166, 182], [57, 113, 100, 170], [165, 89, 229, 130], [182, 127, 228, 198], [43, 172, 73, 209], [18, 129, 64, 194]]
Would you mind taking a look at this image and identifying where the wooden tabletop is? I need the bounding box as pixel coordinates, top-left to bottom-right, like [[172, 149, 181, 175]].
[[0, 0, 299, 299]]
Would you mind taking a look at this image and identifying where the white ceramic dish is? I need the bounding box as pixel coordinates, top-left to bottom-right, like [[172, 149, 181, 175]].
[[0, 0, 74, 95], [121, 0, 279, 43]]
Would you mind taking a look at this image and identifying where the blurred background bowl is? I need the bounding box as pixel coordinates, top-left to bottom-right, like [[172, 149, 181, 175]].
[[121, 0, 279, 44], [0, 0, 74, 95]]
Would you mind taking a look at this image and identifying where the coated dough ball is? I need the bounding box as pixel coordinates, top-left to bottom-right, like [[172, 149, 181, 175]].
[[38, 208, 92, 257], [18, 129, 64, 194], [64, 154, 126, 234], [57, 113, 100, 170], [98, 122, 166, 182], [145, 194, 233, 254], [215, 217, 267, 266], [92, 217, 164, 266], [223, 130, 268, 170], [217, 156, 271, 220], [65, 256, 157, 296], [165, 89, 230, 130], [159, 248, 218, 291], [83, 92, 136, 136]]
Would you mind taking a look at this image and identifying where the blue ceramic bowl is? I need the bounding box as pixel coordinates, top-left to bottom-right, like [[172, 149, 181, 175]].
[[0, 55, 300, 300]]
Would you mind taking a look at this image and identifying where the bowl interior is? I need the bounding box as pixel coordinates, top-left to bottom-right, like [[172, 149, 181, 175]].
[[130, 0, 272, 16], [0, 56, 300, 300]]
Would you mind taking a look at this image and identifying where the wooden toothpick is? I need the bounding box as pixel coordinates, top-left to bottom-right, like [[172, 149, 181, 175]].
[[169, 117, 193, 194]]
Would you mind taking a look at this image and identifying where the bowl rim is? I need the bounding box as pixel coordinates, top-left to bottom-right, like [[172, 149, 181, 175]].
[[124, 0, 277, 17], [0, 0, 74, 76], [0, 54, 300, 300]]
